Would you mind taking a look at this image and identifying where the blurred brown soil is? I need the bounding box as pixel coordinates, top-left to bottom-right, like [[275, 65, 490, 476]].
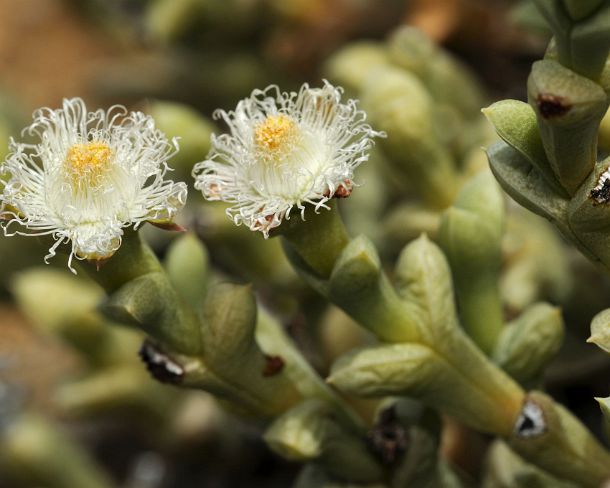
[[0, 305, 77, 411], [0, 0, 118, 111]]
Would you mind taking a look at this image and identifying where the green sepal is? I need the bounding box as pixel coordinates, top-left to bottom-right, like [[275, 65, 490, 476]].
[[493, 303, 564, 384], [263, 400, 384, 483], [101, 271, 201, 356], [279, 201, 350, 280], [527, 59, 607, 193], [82, 230, 163, 293], [508, 391, 610, 487], [588, 308, 610, 354], [482, 100, 568, 196], [165, 233, 209, 310]]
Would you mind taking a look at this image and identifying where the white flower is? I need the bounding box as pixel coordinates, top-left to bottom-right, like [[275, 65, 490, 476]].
[[193, 81, 383, 235], [0, 98, 187, 271]]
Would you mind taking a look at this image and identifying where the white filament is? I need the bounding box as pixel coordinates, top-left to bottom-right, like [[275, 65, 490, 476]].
[[193, 81, 384, 235], [0, 98, 187, 272]]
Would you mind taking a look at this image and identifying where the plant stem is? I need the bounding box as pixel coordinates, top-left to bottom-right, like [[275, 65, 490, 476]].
[[281, 201, 350, 279]]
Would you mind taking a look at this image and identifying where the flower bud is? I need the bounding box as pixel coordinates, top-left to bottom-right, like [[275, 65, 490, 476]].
[[165, 233, 210, 310], [361, 66, 459, 208], [264, 400, 384, 483], [322, 42, 391, 95], [11, 268, 104, 345], [147, 100, 215, 180], [145, 0, 205, 44], [527, 59, 608, 194], [11, 268, 141, 366], [493, 303, 564, 384], [388, 26, 484, 119]]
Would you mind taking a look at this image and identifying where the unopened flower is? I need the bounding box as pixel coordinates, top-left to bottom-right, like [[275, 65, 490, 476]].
[[0, 98, 187, 271], [193, 81, 383, 235]]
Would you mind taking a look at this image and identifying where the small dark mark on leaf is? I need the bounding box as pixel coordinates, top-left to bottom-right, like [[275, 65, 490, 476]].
[[367, 406, 410, 465], [263, 355, 285, 377], [536, 94, 571, 119], [139, 339, 184, 384]]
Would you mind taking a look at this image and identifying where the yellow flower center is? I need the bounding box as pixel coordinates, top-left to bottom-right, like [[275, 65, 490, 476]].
[[65, 142, 112, 185], [254, 115, 299, 161]]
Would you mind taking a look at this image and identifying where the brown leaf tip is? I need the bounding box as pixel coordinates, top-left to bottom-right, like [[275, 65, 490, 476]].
[[139, 339, 184, 384], [262, 355, 285, 377], [536, 94, 571, 119], [367, 406, 410, 465]]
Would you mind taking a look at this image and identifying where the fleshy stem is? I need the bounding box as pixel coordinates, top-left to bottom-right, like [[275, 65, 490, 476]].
[[457, 275, 504, 355], [280, 201, 350, 279], [281, 204, 610, 486], [83, 229, 162, 293], [256, 309, 365, 432], [80, 230, 202, 356], [281, 205, 523, 434], [80, 228, 362, 426]]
